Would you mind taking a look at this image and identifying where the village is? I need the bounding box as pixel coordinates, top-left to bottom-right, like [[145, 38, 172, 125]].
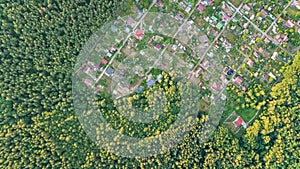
[[75, 0, 299, 135]]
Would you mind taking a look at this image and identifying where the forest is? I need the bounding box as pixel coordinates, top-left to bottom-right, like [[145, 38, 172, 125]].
[[0, 0, 299, 168]]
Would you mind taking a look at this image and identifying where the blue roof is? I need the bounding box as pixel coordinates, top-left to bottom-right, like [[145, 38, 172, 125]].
[[135, 86, 144, 93], [106, 67, 115, 75], [146, 79, 155, 87]]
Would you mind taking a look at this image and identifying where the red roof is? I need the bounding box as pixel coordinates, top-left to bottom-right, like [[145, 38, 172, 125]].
[[157, 1, 163, 7], [208, 0, 214, 5], [199, 82, 204, 88], [136, 29, 143, 38], [148, 38, 153, 45], [101, 58, 108, 65], [233, 116, 245, 127], [235, 76, 243, 86], [223, 14, 231, 21], [198, 4, 205, 12]]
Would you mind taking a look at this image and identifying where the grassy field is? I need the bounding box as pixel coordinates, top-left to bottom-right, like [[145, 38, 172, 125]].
[[239, 108, 257, 122], [230, 0, 243, 7]]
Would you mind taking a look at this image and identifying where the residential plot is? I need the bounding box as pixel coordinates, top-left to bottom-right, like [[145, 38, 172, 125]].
[[240, 1, 288, 32], [266, 5, 300, 54]]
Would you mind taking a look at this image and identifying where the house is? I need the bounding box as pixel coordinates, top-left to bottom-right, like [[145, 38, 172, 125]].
[[156, 74, 163, 81], [179, 2, 186, 8], [135, 86, 144, 94], [258, 47, 264, 54], [221, 93, 227, 100], [106, 52, 112, 57], [295, 0, 300, 9], [230, 25, 236, 30], [195, 67, 203, 77], [260, 9, 268, 18], [233, 116, 246, 128], [126, 17, 136, 28], [285, 20, 295, 28], [268, 72, 276, 80], [223, 14, 231, 22], [247, 59, 254, 67], [201, 60, 210, 70], [110, 45, 117, 52], [216, 22, 223, 29], [199, 82, 204, 88], [253, 51, 259, 58], [156, 1, 163, 7], [243, 22, 250, 29], [234, 76, 243, 86], [274, 34, 288, 43], [264, 38, 271, 44], [224, 66, 234, 76], [214, 43, 220, 49], [242, 86, 247, 92], [154, 44, 162, 50], [148, 38, 153, 45], [262, 74, 269, 81], [101, 58, 108, 65], [185, 6, 191, 13], [211, 15, 218, 22], [243, 4, 251, 11], [146, 79, 155, 87], [135, 29, 143, 39], [241, 45, 246, 51], [105, 67, 115, 76], [175, 13, 184, 20], [271, 52, 278, 60], [93, 64, 101, 70], [198, 3, 205, 12], [205, 0, 214, 5], [211, 29, 218, 36]]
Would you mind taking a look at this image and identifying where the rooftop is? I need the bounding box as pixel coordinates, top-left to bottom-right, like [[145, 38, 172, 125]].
[[106, 67, 115, 75], [233, 116, 246, 128], [147, 79, 155, 87], [101, 58, 108, 65]]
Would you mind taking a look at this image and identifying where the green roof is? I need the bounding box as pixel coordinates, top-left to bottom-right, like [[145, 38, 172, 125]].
[[211, 15, 218, 21], [216, 22, 223, 29]]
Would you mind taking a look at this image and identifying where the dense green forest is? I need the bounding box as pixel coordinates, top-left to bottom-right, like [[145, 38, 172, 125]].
[[0, 1, 299, 168]]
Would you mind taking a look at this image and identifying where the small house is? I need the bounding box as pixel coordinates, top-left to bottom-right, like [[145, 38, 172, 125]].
[[146, 79, 155, 87], [260, 9, 268, 18], [135, 29, 144, 39], [285, 20, 295, 28], [195, 67, 203, 77], [216, 22, 223, 29], [154, 44, 162, 50], [234, 76, 243, 86], [101, 58, 108, 65], [247, 59, 254, 67], [198, 3, 205, 12], [243, 4, 251, 11], [135, 86, 144, 94], [105, 67, 115, 76], [233, 116, 246, 128]]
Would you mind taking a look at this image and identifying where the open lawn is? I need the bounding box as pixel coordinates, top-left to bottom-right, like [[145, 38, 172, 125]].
[[239, 108, 257, 122], [229, 0, 243, 7]]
